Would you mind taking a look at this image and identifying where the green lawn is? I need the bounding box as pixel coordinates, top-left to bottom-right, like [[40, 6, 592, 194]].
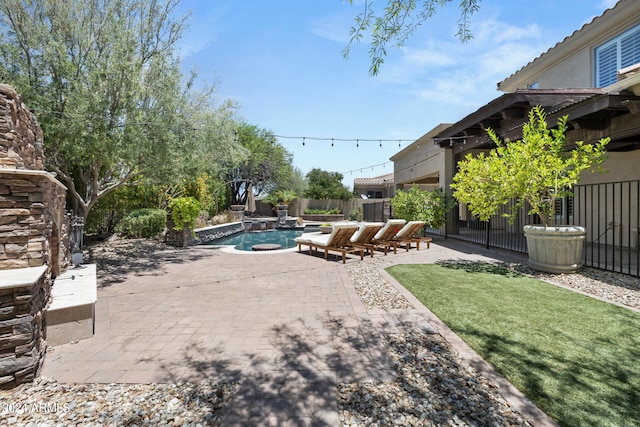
[[387, 262, 640, 427]]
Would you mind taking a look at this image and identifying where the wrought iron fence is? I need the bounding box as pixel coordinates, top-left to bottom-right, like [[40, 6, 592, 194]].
[[573, 180, 639, 276], [362, 199, 392, 222], [429, 180, 640, 277]]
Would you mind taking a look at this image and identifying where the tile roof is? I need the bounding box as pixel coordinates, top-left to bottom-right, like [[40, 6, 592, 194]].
[[354, 173, 394, 185]]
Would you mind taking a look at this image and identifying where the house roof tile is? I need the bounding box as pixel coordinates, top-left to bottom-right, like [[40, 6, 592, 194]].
[[354, 173, 394, 185]]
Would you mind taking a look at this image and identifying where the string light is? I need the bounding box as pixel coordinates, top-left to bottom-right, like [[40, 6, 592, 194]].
[[273, 134, 417, 144], [29, 110, 421, 147], [342, 161, 391, 175]]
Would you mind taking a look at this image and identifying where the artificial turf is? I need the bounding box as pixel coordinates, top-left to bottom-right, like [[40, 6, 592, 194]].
[[387, 262, 640, 427]]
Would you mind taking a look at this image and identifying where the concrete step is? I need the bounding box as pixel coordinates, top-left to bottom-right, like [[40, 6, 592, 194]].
[[46, 264, 97, 346]]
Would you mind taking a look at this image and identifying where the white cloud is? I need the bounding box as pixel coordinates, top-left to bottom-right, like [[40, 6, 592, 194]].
[[309, 17, 352, 44], [177, 7, 229, 59], [402, 45, 456, 67], [374, 17, 548, 111]]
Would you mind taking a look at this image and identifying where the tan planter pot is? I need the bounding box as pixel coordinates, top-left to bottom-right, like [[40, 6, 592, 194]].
[[524, 225, 586, 273]]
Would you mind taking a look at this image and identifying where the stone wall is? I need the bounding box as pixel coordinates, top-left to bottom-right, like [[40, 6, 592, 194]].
[[0, 170, 68, 272], [0, 85, 45, 170], [0, 84, 69, 388], [194, 222, 244, 244], [0, 266, 49, 388]]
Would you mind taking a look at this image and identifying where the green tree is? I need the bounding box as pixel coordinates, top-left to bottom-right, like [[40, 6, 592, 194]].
[[344, 0, 480, 75], [451, 106, 609, 227], [390, 186, 456, 227], [304, 168, 353, 200], [0, 0, 239, 219], [223, 123, 295, 204]]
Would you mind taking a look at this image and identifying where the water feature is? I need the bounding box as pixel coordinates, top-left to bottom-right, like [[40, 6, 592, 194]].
[[205, 229, 305, 251]]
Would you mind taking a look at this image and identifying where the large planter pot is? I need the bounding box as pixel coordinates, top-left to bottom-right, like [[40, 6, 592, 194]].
[[524, 225, 586, 273]]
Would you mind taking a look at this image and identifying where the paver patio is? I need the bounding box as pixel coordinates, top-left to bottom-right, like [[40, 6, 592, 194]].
[[42, 238, 552, 425]]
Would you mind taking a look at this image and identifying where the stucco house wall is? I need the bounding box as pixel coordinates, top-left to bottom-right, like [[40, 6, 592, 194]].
[[498, 0, 640, 91]]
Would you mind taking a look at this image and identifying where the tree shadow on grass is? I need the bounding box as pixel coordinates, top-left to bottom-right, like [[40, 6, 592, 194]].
[[456, 325, 640, 426], [436, 260, 525, 278]]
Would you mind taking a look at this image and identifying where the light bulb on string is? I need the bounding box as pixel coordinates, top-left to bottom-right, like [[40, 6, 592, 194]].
[[331, 138, 334, 147], [379, 140, 382, 148], [398, 140, 401, 148], [356, 139, 359, 148], [302, 137, 305, 146]]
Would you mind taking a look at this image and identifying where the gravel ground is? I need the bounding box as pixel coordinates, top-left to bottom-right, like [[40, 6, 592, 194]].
[[2, 237, 638, 426]]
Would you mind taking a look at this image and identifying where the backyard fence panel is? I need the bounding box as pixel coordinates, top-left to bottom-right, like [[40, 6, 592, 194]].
[[574, 180, 639, 276], [362, 199, 391, 222], [441, 179, 639, 277]]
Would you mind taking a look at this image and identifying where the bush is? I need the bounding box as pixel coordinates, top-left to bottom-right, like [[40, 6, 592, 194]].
[[114, 209, 166, 238], [303, 208, 342, 214], [169, 196, 201, 230], [390, 187, 456, 227], [348, 207, 363, 221]]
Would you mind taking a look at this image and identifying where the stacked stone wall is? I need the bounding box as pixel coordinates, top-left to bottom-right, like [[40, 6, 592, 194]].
[[0, 269, 49, 388], [0, 83, 69, 388], [0, 84, 45, 170], [0, 171, 67, 271]]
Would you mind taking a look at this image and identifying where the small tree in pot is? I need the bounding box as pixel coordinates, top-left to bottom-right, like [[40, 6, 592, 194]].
[[451, 106, 609, 272]]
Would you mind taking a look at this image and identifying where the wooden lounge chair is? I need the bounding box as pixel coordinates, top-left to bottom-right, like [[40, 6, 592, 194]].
[[370, 219, 406, 254], [349, 222, 384, 257], [393, 220, 430, 250], [295, 224, 364, 263]]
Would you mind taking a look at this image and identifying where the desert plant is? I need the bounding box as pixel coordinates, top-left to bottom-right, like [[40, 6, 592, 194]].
[[211, 211, 235, 225], [264, 189, 298, 207], [451, 106, 609, 227], [168, 196, 201, 231], [115, 208, 166, 238]]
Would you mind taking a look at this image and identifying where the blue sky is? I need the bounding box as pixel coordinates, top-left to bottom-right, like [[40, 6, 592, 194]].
[[175, 0, 618, 188]]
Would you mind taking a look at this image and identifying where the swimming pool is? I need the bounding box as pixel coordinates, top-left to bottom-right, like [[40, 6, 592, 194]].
[[206, 229, 305, 251]]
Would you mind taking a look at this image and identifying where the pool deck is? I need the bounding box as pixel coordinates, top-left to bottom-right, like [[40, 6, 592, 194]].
[[41, 237, 557, 426]]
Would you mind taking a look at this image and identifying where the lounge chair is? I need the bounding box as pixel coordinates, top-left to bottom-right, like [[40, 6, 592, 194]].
[[393, 220, 430, 250], [295, 223, 364, 263], [370, 219, 406, 254], [349, 222, 385, 257]]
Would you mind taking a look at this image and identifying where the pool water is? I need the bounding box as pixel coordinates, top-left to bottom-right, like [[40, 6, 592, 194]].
[[207, 229, 305, 251]]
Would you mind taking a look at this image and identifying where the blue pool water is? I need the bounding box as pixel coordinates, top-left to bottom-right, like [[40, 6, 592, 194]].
[[207, 229, 305, 251]]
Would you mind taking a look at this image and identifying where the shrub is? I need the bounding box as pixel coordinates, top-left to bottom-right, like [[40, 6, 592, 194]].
[[348, 207, 363, 221], [304, 208, 342, 214], [114, 209, 166, 238], [211, 211, 235, 225], [390, 187, 456, 227], [169, 196, 201, 231]]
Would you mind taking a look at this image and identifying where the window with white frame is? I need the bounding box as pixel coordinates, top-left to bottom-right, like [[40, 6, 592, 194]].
[[595, 23, 640, 87]]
